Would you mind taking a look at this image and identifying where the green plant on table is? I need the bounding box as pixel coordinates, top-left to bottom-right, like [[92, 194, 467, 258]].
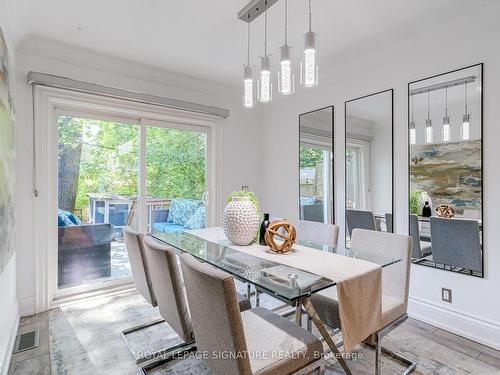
[[226, 190, 261, 214], [409, 189, 423, 215]]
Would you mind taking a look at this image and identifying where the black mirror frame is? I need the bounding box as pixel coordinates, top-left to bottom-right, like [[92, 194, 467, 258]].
[[407, 63, 484, 278]]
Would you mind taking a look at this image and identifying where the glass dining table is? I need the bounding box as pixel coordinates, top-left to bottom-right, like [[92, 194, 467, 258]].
[[151, 230, 402, 375]]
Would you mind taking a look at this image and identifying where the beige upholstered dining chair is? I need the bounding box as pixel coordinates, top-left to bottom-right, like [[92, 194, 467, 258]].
[[123, 226, 156, 306], [122, 227, 168, 365], [297, 220, 339, 248], [143, 236, 196, 346], [141, 237, 252, 370], [310, 229, 416, 375], [254, 220, 339, 308], [180, 253, 325, 375]]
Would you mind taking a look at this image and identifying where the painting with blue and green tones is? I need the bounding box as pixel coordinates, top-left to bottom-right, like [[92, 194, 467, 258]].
[[0, 26, 15, 272], [410, 140, 481, 215]]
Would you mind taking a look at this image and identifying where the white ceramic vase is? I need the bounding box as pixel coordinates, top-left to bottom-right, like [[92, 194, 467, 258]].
[[222, 197, 260, 246]]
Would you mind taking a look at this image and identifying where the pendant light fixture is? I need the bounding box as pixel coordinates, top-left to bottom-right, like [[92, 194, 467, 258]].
[[300, 0, 318, 87], [462, 82, 471, 140], [442, 86, 450, 142], [278, 0, 295, 95], [257, 9, 272, 103], [410, 95, 417, 145], [243, 22, 254, 108], [425, 91, 433, 143]]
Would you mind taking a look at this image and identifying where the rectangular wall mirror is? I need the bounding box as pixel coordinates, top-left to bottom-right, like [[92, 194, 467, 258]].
[[345, 89, 394, 245], [299, 106, 334, 224], [408, 64, 483, 277]]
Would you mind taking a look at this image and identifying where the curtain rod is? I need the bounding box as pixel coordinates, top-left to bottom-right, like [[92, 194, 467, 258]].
[[27, 72, 230, 118]]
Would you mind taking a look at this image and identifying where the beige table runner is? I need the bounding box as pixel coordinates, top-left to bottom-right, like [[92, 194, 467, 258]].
[[188, 227, 383, 352]]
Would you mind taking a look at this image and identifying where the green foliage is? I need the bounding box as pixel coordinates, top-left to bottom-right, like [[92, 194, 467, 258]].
[[146, 127, 206, 201], [226, 191, 261, 214], [299, 146, 323, 168], [58, 116, 206, 217], [409, 189, 423, 215]]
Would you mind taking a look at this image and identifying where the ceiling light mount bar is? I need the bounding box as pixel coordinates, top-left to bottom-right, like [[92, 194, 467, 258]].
[[238, 0, 280, 23], [409, 76, 476, 96]]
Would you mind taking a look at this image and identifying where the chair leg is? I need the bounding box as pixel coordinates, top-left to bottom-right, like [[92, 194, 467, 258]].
[[256, 289, 260, 307], [307, 316, 313, 332], [141, 340, 197, 374], [375, 331, 382, 375], [121, 318, 166, 365], [122, 319, 197, 369], [374, 315, 417, 375]]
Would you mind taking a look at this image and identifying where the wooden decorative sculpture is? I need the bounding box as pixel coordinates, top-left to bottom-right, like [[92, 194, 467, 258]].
[[264, 220, 296, 253], [435, 204, 455, 218]]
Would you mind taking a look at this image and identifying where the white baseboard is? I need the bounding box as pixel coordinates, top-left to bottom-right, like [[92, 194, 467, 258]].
[[0, 303, 19, 375], [409, 296, 500, 351]]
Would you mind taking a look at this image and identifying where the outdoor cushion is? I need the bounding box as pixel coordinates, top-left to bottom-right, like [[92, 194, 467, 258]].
[[168, 199, 200, 226], [58, 210, 74, 227], [151, 208, 169, 224], [62, 210, 83, 225], [184, 206, 206, 230], [300, 196, 317, 205], [153, 222, 185, 233]]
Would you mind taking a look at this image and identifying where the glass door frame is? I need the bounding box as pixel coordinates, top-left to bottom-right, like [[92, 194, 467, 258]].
[[33, 86, 221, 311]]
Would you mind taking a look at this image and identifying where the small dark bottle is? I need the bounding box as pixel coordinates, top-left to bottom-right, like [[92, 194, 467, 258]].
[[422, 201, 432, 217], [259, 213, 270, 245]]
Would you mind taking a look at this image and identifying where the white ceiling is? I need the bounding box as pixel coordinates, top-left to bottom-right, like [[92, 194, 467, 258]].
[[7, 0, 495, 89]]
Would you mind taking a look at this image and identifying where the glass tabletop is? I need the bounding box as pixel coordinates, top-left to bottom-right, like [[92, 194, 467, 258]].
[[296, 240, 403, 267], [152, 231, 401, 303]]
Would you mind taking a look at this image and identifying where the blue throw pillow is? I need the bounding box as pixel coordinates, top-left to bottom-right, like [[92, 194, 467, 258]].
[[184, 206, 206, 230], [168, 199, 200, 226], [58, 209, 74, 227], [300, 196, 317, 205], [62, 210, 83, 225]]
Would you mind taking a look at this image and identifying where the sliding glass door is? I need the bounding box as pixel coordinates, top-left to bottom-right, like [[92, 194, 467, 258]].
[[57, 115, 139, 289], [57, 114, 209, 292]]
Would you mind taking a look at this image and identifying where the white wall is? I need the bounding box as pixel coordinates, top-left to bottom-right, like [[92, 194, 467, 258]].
[[259, 1, 500, 349], [0, 0, 19, 373], [14, 37, 262, 316]]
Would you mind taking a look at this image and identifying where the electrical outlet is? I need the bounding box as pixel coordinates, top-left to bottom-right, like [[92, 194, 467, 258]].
[[441, 288, 452, 303]]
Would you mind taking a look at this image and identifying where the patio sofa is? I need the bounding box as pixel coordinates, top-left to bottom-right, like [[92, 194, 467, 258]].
[[58, 210, 113, 287], [151, 198, 206, 233], [299, 196, 325, 223]]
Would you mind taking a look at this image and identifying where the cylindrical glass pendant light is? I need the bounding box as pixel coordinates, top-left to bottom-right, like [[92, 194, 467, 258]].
[[243, 22, 254, 108], [461, 82, 471, 140], [442, 86, 450, 142], [425, 91, 433, 144], [258, 10, 272, 103], [410, 95, 417, 145], [278, 0, 295, 95], [300, 0, 318, 87]]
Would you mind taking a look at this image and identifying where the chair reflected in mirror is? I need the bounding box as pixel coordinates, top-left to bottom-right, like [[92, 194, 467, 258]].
[[409, 215, 432, 261], [346, 209, 377, 238], [430, 217, 482, 273]]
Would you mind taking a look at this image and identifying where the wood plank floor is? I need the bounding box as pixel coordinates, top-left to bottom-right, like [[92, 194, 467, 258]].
[[8, 292, 500, 375]]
